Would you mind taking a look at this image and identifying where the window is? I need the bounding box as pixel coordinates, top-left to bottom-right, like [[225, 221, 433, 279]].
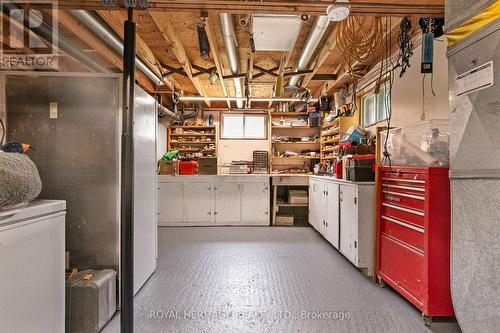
[[221, 113, 268, 140], [361, 84, 390, 127]]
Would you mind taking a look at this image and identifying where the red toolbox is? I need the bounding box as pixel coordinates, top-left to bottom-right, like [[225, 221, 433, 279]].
[[179, 160, 198, 175], [377, 166, 454, 324]]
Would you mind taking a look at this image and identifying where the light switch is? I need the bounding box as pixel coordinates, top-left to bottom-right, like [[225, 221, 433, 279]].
[[49, 102, 58, 119]]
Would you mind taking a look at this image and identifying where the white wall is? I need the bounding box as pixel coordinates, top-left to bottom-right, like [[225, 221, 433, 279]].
[[361, 37, 449, 135], [157, 122, 167, 160]]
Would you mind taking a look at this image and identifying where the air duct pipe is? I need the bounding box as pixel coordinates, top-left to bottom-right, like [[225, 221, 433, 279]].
[[219, 13, 244, 109], [70, 10, 164, 86], [158, 104, 179, 120], [1, 3, 108, 73], [287, 16, 330, 89]]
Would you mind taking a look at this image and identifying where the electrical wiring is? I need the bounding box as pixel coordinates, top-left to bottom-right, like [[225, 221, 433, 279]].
[[336, 16, 383, 79], [382, 17, 397, 167], [0, 116, 5, 146], [395, 17, 414, 78]]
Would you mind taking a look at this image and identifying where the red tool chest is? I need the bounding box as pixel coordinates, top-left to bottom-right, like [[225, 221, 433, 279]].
[[377, 166, 454, 323]]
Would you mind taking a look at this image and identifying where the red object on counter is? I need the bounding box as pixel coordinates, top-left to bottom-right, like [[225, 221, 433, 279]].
[[334, 160, 343, 178], [179, 160, 199, 175], [377, 166, 454, 319], [339, 141, 353, 149]]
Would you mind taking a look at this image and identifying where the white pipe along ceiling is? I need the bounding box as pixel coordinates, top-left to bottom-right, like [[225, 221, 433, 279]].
[[287, 16, 330, 89], [219, 13, 245, 109]]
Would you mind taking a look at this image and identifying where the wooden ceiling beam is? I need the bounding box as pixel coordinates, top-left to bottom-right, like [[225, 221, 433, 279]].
[[148, 12, 210, 106], [57, 10, 155, 92], [204, 13, 231, 108], [54, 1, 445, 17], [97, 10, 175, 91]]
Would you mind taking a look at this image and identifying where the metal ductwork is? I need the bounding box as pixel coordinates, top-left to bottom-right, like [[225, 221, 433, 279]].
[[287, 16, 330, 89], [70, 10, 164, 87], [219, 13, 244, 109], [1, 3, 108, 73]]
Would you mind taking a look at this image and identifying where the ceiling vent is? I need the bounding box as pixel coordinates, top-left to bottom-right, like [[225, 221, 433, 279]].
[[252, 14, 302, 51]]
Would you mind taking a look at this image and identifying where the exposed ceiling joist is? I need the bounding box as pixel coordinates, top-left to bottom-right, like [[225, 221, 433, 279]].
[[97, 10, 175, 90], [204, 14, 231, 108], [57, 10, 156, 92], [54, 1, 445, 17], [148, 12, 210, 106]]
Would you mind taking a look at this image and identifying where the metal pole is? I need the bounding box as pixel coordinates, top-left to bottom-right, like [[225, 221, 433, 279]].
[[121, 7, 135, 333]]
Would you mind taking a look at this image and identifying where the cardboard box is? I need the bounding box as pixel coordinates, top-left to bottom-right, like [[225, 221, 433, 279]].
[[158, 160, 175, 175], [198, 158, 217, 175], [288, 189, 308, 205], [276, 214, 294, 226]]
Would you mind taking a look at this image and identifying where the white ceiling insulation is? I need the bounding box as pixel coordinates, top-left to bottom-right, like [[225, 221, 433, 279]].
[[252, 14, 302, 51]]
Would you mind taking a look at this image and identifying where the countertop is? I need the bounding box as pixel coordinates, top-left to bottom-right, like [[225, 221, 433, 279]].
[[309, 175, 375, 185], [158, 174, 374, 185]]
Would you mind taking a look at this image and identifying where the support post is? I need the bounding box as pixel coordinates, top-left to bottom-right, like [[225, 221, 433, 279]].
[[121, 7, 135, 333]]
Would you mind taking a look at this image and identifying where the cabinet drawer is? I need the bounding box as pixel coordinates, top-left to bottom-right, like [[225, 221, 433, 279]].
[[379, 235, 424, 305], [381, 188, 425, 211], [381, 215, 424, 252], [381, 172, 426, 184], [381, 203, 425, 228]]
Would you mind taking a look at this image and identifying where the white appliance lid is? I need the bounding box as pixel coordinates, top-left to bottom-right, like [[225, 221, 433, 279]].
[[0, 200, 66, 225]]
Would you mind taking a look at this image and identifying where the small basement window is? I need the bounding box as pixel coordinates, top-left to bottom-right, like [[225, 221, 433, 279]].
[[221, 113, 268, 140], [361, 84, 390, 127]]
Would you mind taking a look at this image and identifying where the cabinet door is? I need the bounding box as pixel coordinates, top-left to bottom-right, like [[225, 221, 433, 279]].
[[241, 183, 269, 224], [325, 182, 340, 249], [157, 182, 185, 225], [309, 180, 324, 232], [340, 184, 359, 264], [214, 183, 242, 224], [185, 183, 213, 224]]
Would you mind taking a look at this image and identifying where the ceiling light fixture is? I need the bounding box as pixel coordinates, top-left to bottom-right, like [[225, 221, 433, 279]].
[[326, 0, 350, 22], [208, 70, 219, 85]]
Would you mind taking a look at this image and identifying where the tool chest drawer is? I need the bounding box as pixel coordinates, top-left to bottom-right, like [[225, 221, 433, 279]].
[[377, 166, 454, 319]]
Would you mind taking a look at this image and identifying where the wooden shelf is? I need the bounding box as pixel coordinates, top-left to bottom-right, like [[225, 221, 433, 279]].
[[168, 125, 218, 159], [272, 156, 320, 160], [177, 148, 215, 152], [270, 112, 309, 117], [170, 133, 215, 137], [170, 141, 216, 144], [272, 126, 315, 129], [169, 126, 215, 129], [321, 156, 337, 160], [321, 146, 340, 153], [276, 203, 309, 207], [321, 138, 340, 145], [321, 119, 340, 129], [272, 141, 320, 145]]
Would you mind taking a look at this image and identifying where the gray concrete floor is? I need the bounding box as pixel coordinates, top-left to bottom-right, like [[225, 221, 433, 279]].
[[103, 227, 461, 333]]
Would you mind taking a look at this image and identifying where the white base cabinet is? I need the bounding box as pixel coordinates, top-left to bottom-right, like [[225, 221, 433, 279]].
[[158, 175, 270, 226], [309, 177, 375, 276]]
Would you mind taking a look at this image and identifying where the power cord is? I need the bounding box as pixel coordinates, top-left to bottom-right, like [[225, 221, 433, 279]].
[[0, 116, 5, 146]]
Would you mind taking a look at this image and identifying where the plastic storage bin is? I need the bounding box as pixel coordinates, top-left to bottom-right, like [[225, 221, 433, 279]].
[[380, 120, 449, 167]]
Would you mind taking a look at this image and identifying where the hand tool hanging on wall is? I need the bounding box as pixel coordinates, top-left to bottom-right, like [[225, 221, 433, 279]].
[[419, 18, 445, 74]]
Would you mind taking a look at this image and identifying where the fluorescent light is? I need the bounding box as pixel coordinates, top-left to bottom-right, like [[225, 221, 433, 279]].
[[179, 96, 319, 103]]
